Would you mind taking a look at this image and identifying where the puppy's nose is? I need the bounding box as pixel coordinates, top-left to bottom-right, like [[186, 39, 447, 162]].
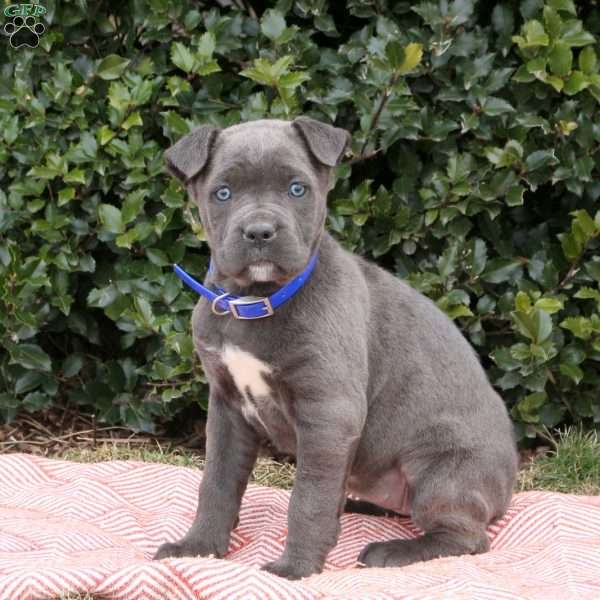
[[242, 222, 277, 244]]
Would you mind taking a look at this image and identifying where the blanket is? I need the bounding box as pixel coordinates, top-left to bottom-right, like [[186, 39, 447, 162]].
[[0, 454, 599, 599]]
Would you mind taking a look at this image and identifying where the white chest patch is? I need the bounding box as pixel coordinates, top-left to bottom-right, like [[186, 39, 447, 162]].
[[221, 344, 273, 431]]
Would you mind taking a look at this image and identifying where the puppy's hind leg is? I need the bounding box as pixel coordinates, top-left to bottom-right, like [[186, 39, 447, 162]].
[[358, 454, 506, 568]]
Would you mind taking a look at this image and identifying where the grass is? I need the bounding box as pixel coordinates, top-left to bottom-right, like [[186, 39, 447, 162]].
[[517, 427, 600, 495], [61, 442, 296, 490], [61, 426, 600, 495]]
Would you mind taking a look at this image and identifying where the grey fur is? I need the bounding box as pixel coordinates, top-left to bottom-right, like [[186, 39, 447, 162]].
[[164, 125, 220, 183], [153, 117, 518, 579]]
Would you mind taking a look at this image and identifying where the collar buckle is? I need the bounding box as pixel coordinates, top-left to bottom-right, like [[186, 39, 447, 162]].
[[229, 296, 274, 320]]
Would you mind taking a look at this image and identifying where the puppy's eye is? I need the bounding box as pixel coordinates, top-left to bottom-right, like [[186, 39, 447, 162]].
[[288, 182, 306, 198], [214, 185, 232, 202]]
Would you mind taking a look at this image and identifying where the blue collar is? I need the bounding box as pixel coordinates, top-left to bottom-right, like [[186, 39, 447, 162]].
[[173, 254, 318, 320]]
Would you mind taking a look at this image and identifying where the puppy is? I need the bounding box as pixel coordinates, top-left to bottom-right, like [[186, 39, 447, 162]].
[[154, 118, 518, 579]]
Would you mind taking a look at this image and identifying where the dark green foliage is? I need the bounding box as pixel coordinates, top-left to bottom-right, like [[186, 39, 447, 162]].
[[1, 0, 600, 439]]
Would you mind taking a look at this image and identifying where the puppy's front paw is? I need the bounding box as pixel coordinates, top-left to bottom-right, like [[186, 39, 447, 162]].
[[262, 557, 322, 580], [153, 536, 226, 560]]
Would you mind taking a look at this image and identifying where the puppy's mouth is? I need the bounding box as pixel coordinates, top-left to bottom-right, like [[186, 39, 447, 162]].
[[232, 260, 293, 286], [247, 261, 277, 282]]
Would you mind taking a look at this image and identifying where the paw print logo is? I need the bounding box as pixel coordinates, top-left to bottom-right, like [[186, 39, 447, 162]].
[[4, 15, 45, 49]]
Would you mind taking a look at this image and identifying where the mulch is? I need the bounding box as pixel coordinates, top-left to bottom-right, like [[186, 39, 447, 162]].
[[0, 408, 547, 468], [0, 409, 204, 458]]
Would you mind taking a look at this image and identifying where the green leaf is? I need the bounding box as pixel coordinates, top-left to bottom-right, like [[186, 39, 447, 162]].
[[579, 46, 597, 74], [560, 316, 593, 339], [506, 185, 525, 206], [134, 296, 154, 326], [87, 285, 119, 308], [6, 343, 52, 372], [492, 4, 514, 35], [549, 42, 573, 76], [573, 209, 597, 237], [397, 43, 423, 74], [58, 187, 76, 206], [15, 371, 46, 395], [197, 31, 216, 58], [64, 169, 86, 184], [512, 309, 553, 343], [544, 7, 562, 39], [122, 190, 145, 224], [557, 120, 578, 135], [517, 392, 547, 423], [534, 310, 554, 343], [196, 60, 221, 77], [438, 244, 459, 278], [261, 9, 286, 41], [278, 71, 310, 90], [515, 291, 532, 312], [107, 82, 131, 111], [560, 232, 582, 260], [560, 362, 583, 384], [98, 204, 124, 234], [446, 304, 474, 319], [482, 258, 522, 283], [4, 115, 19, 144], [62, 354, 83, 377], [466, 238, 487, 276], [513, 20, 549, 48], [146, 248, 169, 266], [492, 347, 521, 371], [240, 56, 293, 87], [121, 112, 143, 130], [385, 41, 404, 70], [97, 55, 130, 80], [23, 392, 51, 411], [163, 111, 191, 138], [561, 28, 596, 48], [563, 70, 590, 95], [561, 344, 586, 365], [171, 43, 195, 73], [547, 75, 565, 92], [575, 286, 600, 304], [525, 149, 559, 171], [534, 298, 563, 314], [272, 55, 294, 78], [547, 0, 576, 15], [482, 96, 515, 116]]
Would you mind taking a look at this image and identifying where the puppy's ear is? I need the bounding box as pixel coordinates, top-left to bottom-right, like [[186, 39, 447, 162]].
[[292, 117, 351, 167], [164, 125, 220, 183]]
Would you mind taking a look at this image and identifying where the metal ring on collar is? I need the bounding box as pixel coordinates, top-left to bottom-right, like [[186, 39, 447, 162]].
[[211, 292, 231, 316]]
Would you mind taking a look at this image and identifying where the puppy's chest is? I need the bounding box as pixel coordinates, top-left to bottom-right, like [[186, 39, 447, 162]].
[[205, 344, 295, 450]]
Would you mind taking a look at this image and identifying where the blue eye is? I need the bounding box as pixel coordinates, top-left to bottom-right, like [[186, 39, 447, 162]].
[[289, 182, 306, 198], [214, 186, 232, 202]]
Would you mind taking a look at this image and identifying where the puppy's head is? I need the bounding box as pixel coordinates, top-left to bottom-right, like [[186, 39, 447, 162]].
[[165, 118, 350, 285]]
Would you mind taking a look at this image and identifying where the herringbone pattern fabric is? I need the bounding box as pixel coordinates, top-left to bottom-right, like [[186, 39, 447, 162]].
[[0, 454, 599, 599]]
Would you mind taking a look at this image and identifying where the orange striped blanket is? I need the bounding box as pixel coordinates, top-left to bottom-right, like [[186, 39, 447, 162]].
[[0, 454, 599, 599]]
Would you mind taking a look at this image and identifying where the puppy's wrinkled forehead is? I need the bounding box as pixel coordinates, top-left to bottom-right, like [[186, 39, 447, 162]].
[[164, 116, 351, 187], [207, 121, 316, 186]]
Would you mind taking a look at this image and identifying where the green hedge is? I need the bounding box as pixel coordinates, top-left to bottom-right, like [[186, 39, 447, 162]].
[[2, 0, 600, 440]]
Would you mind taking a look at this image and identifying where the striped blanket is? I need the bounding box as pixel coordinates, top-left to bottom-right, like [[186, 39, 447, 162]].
[[0, 454, 599, 599]]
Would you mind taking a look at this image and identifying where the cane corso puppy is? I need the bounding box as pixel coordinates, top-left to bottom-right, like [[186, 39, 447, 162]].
[[153, 117, 518, 580]]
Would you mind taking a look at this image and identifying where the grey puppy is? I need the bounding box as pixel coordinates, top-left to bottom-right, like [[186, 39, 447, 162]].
[[153, 117, 518, 580]]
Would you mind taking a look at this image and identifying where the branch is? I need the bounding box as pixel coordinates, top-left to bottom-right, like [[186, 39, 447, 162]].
[[358, 71, 400, 159], [551, 234, 598, 294]]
